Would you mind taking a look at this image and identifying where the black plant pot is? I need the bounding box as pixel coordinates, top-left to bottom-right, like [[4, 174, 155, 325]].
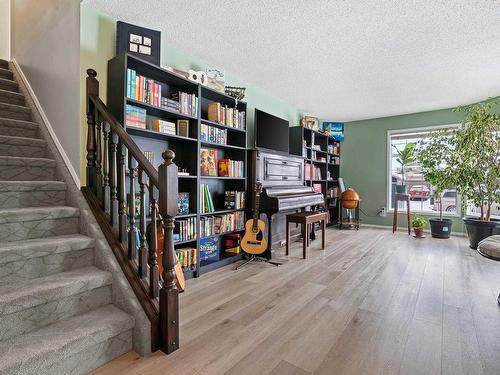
[[463, 217, 500, 249], [429, 218, 453, 239]]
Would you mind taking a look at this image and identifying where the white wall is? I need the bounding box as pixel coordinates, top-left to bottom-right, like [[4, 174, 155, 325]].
[[0, 0, 10, 60], [11, 0, 80, 176]]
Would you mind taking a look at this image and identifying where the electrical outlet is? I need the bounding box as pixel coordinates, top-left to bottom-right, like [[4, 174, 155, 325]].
[[378, 207, 386, 217]]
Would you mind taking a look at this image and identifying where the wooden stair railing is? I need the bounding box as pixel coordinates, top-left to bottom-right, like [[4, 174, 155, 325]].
[[83, 68, 179, 354]]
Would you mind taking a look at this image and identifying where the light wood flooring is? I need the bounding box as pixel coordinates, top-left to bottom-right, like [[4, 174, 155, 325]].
[[91, 227, 500, 375]]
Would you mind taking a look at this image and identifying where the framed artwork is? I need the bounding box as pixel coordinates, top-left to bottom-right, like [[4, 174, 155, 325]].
[[116, 21, 161, 66], [206, 68, 225, 92], [301, 116, 319, 130]]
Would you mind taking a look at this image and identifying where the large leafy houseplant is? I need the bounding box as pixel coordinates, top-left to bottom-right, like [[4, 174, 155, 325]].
[[416, 98, 500, 246], [392, 143, 415, 192]]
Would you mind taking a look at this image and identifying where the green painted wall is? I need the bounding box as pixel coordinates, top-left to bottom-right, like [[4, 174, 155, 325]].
[[342, 108, 468, 233], [80, 4, 300, 183]]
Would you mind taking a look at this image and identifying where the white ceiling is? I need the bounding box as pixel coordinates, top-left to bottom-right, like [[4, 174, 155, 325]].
[[84, 0, 500, 122]]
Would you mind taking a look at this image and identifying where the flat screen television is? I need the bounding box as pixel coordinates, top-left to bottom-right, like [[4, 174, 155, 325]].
[[254, 109, 289, 153]]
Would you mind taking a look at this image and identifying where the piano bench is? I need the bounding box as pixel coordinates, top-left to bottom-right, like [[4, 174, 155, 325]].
[[286, 211, 327, 259]]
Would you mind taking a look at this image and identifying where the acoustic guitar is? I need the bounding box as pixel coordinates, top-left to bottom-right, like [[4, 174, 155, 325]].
[[147, 220, 186, 292], [241, 183, 268, 255]]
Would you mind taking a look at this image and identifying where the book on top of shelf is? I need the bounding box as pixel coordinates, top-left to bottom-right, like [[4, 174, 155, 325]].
[[200, 148, 218, 176], [177, 193, 189, 215], [125, 104, 147, 128]]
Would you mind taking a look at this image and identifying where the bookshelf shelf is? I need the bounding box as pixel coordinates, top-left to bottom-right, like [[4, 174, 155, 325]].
[[126, 97, 198, 121], [126, 127, 197, 143], [108, 52, 248, 279], [201, 119, 246, 133], [200, 141, 246, 150]]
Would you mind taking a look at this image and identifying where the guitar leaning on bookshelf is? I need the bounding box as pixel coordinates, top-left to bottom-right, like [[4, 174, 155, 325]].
[[241, 183, 267, 255]]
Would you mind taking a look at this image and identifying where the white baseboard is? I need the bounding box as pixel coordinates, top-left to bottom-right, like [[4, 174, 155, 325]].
[[11, 59, 81, 187]]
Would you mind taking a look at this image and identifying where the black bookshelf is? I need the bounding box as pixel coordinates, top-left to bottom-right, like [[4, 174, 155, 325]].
[[289, 126, 341, 225], [108, 53, 248, 278]]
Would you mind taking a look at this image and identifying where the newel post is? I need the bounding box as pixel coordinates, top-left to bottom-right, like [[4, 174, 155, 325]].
[[86, 69, 99, 189], [158, 149, 179, 354]]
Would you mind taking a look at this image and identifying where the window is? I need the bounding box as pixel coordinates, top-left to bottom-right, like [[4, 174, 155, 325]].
[[388, 126, 459, 215]]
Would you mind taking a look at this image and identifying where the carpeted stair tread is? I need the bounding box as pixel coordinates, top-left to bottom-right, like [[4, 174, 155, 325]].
[[0, 88, 24, 106], [0, 180, 66, 192], [0, 68, 12, 81], [0, 77, 18, 92], [0, 206, 79, 224], [0, 266, 112, 315], [0, 305, 134, 375], [0, 234, 94, 265]]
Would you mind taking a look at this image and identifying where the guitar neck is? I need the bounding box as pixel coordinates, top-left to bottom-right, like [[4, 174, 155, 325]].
[[252, 193, 260, 229]]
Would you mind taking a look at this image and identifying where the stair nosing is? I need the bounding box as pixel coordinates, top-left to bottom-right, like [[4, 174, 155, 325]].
[[0, 180, 66, 192], [0, 234, 94, 265], [0, 88, 22, 97], [0, 266, 112, 315], [0, 206, 80, 224], [0, 77, 17, 85], [0, 305, 134, 373], [0, 101, 30, 112]]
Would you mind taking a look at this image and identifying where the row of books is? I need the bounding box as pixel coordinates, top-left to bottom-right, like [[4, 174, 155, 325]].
[[174, 217, 196, 243], [176, 247, 197, 270], [127, 69, 162, 107], [126, 68, 199, 117], [305, 163, 322, 180], [126, 105, 147, 129], [200, 123, 227, 145], [328, 143, 340, 155], [200, 184, 216, 213], [218, 159, 244, 178], [171, 92, 199, 117], [224, 191, 245, 210], [199, 211, 245, 238], [207, 102, 246, 130], [329, 156, 340, 165]]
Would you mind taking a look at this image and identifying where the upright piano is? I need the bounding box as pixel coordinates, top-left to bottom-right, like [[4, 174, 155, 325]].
[[249, 150, 325, 259]]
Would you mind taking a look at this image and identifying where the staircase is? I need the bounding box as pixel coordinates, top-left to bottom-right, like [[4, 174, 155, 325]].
[[0, 60, 135, 375]]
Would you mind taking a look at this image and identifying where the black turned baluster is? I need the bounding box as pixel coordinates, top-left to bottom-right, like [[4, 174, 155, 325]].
[[85, 69, 98, 190], [149, 185, 159, 298], [85, 111, 96, 190], [128, 154, 138, 260], [159, 150, 179, 354], [102, 122, 111, 215], [118, 143, 128, 244], [95, 118, 103, 203], [138, 168, 148, 278], [110, 131, 119, 228]]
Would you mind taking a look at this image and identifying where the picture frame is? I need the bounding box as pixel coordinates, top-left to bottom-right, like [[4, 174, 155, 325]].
[[116, 21, 161, 66], [301, 116, 319, 130]]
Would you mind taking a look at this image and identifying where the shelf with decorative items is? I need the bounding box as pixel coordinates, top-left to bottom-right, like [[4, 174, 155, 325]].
[[107, 53, 248, 278]]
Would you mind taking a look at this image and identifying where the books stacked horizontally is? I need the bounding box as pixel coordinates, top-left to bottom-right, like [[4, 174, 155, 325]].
[[200, 184, 215, 213], [199, 211, 245, 238], [174, 217, 196, 243], [170, 92, 198, 117], [161, 97, 179, 112], [224, 191, 245, 210], [152, 119, 176, 135], [207, 102, 246, 130], [200, 123, 227, 145], [218, 159, 244, 177], [125, 104, 146, 128], [127, 69, 162, 107], [176, 247, 197, 270]]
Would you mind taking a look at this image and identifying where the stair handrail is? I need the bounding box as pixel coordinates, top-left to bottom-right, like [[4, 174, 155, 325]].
[[84, 68, 179, 354]]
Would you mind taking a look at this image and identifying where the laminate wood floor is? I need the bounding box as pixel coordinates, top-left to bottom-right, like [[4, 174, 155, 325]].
[[91, 227, 500, 375]]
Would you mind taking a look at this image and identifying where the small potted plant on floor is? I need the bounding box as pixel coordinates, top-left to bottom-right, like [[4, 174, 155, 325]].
[[392, 143, 415, 193], [411, 214, 426, 238], [416, 129, 454, 238]]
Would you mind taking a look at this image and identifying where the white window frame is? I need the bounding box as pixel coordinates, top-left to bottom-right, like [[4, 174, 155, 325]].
[[386, 124, 461, 217]]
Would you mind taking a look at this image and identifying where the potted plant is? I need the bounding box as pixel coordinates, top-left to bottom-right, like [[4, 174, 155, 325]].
[[416, 98, 500, 247], [411, 214, 426, 238], [453, 99, 500, 248], [416, 129, 454, 238], [392, 143, 415, 193]]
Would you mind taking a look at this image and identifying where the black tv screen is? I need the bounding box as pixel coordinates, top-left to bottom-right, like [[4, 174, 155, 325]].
[[254, 109, 289, 153]]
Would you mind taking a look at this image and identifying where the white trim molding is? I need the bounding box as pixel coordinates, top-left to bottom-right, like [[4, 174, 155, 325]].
[[12, 59, 81, 187]]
